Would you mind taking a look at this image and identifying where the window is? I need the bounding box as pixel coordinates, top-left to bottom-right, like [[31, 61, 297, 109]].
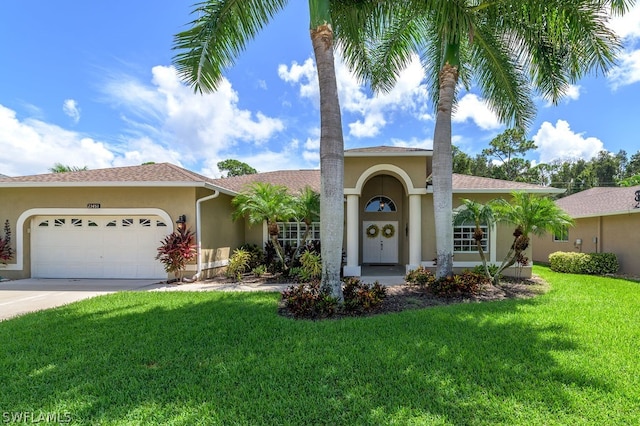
[[553, 227, 569, 242], [453, 224, 489, 253], [71, 218, 82, 227], [364, 196, 396, 212], [54, 218, 65, 227], [122, 218, 133, 227], [139, 218, 151, 227], [276, 222, 320, 248]]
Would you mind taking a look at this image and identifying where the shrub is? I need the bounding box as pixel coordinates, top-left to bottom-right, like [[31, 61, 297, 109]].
[[0, 219, 14, 265], [252, 264, 267, 277], [342, 278, 387, 314], [549, 251, 619, 275], [156, 227, 197, 281], [226, 248, 252, 281], [405, 266, 436, 286], [281, 282, 338, 319], [472, 264, 501, 280], [430, 271, 487, 297], [299, 250, 322, 281], [238, 243, 265, 269]]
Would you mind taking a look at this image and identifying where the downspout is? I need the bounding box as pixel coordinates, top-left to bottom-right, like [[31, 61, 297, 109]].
[[194, 190, 220, 280]]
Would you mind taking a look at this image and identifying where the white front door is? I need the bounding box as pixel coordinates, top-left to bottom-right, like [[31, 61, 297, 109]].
[[363, 221, 398, 264]]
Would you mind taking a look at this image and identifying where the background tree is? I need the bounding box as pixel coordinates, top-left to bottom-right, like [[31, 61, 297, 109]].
[[217, 159, 257, 177], [482, 129, 537, 182], [49, 163, 88, 173], [350, 0, 629, 278]]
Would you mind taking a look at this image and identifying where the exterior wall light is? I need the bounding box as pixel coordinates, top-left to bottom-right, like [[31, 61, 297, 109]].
[[176, 214, 186, 230]]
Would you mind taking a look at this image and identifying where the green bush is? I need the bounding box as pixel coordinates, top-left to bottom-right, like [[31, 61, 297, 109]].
[[226, 248, 251, 281], [342, 278, 387, 314], [238, 243, 265, 269], [549, 251, 619, 275], [299, 250, 322, 281], [405, 266, 436, 286], [472, 264, 501, 279]]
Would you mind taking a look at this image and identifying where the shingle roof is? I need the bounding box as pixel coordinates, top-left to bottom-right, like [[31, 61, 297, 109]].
[[345, 146, 431, 156], [211, 170, 321, 194], [452, 174, 562, 193], [0, 163, 214, 185], [555, 186, 640, 217]]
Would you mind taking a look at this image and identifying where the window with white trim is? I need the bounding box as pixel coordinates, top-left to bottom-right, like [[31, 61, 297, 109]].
[[453, 223, 489, 253], [276, 222, 320, 248], [553, 226, 569, 242]]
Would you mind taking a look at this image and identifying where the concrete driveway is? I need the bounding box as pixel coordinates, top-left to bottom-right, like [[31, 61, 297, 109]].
[[0, 278, 164, 321]]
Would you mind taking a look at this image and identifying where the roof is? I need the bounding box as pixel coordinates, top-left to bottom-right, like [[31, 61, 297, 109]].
[[211, 170, 321, 194], [345, 146, 432, 157], [555, 185, 640, 218], [0, 161, 560, 196], [0, 162, 223, 191], [451, 174, 563, 193]]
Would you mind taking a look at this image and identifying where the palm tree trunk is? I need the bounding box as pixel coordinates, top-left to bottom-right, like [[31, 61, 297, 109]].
[[310, 0, 344, 301], [433, 63, 458, 279]]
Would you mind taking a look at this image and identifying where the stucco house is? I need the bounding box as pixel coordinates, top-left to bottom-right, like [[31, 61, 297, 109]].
[[533, 185, 640, 276], [0, 146, 562, 281]]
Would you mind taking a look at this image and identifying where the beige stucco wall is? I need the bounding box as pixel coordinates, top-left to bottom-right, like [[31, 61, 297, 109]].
[[533, 213, 640, 276], [0, 186, 230, 280], [345, 156, 428, 190]]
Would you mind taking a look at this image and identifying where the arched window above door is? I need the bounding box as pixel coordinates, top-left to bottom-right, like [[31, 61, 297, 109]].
[[365, 196, 396, 212]]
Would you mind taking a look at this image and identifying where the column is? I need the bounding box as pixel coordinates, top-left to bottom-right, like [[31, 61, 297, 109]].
[[407, 194, 422, 273], [343, 194, 361, 276]]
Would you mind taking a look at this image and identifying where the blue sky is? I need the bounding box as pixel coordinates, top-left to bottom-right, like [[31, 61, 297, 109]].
[[1, 1, 640, 178]]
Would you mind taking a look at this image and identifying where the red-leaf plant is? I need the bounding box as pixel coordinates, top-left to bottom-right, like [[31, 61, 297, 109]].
[[156, 227, 197, 282], [0, 219, 14, 265]]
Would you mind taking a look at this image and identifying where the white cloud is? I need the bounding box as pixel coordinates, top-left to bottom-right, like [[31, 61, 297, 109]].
[[0, 104, 115, 176], [391, 136, 433, 150], [453, 93, 502, 130], [278, 54, 430, 139], [609, 3, 640, 41], [532, 120, 604, 164], [608, 49, 640, 89], [62, 99, 81, 123]]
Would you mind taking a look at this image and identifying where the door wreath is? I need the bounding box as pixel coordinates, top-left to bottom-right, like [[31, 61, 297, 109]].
[[382, 224, 395, 238], [366, 224, 379, 238]]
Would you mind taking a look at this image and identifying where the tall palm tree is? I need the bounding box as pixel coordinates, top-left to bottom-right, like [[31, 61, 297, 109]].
[[453, 198, 495, 279], [231, 182, 296, 267], [344, 0, 632, 278], [173, 0, 387, 299], [492, 191, 574, 282]]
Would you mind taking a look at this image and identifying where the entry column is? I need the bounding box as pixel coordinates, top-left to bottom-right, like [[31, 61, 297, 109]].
[[343, 194, 361, 276], [408, 194, 422, 272]]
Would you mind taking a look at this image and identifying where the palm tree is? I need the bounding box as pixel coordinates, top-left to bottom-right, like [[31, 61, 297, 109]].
[[291, 186, 321, 260], [173, 0, 388, 300], [492, 192, 573, 283], [231, 182, 296, 268], [49, 163, 88, 173], [453, 198, 495, 279], [344, 0, 631, 278]]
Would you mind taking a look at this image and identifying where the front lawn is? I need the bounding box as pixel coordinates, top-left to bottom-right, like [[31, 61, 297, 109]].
[[1, 266, 638, 425]]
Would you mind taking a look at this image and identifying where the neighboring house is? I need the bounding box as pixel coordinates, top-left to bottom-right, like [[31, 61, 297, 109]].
[[533, 185, 640, 276], [0, 146, 561, 281]]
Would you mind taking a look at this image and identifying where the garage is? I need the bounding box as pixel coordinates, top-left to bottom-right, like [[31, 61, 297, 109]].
[[31, 215, 170, 279]]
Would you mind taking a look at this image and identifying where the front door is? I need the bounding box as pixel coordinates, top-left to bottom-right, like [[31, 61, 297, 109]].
[[363, 221, 398, 264]]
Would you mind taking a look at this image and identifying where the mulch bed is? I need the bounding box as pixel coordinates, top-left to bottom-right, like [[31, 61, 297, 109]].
[[277, 275, 549, 320]]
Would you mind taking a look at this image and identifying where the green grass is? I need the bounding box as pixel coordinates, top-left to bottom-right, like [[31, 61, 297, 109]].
[[1, 266, 639, 425]]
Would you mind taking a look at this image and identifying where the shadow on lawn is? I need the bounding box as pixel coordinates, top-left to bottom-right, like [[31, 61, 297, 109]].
[[0, 290, 614, 425]]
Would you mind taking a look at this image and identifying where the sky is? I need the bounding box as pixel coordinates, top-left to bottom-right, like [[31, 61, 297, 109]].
[[1, 1, 640, 178]]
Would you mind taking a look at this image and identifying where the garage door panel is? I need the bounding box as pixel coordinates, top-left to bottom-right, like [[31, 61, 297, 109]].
[[32, 215, 169, 279]]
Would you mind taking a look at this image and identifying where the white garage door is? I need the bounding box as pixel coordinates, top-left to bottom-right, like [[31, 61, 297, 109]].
[[31, 216, 170, 279]]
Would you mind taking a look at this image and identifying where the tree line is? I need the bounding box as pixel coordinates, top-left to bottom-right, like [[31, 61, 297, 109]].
[[453, 129, 640, 197]]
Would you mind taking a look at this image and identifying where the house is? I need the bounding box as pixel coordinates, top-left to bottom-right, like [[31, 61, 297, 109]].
[[532, 185, 640, 276], [0, 146, 562, 281]]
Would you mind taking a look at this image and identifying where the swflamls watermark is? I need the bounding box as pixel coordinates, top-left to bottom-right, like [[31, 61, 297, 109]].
[[2, 411, 71, 424]]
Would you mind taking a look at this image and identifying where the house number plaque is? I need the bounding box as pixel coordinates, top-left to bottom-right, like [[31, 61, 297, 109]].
[[87, 203, 101, 208]]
